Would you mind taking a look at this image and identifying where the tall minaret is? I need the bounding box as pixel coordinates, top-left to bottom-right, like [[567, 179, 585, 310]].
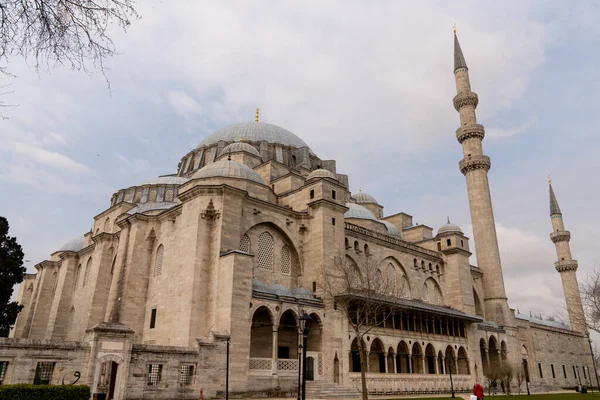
[[453, 30, 511, 324], [548, 180, 586, 332]]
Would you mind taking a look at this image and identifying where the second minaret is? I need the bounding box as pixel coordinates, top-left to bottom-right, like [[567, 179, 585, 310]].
[[453, 32, 511, 324]]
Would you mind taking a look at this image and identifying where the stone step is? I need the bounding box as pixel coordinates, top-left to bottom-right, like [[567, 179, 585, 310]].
[[305, 381, 362, 398]]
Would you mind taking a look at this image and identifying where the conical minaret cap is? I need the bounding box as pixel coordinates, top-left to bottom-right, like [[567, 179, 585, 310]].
[[454, 32, 468, 72], [549, 181, 562, 216]]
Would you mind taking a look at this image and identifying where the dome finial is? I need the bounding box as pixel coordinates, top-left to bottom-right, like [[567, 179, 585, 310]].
[[548, 175, 551, 184], [255, 107, 259, 123], [453, 24, 456, 34], [447, 216, 450, 224]]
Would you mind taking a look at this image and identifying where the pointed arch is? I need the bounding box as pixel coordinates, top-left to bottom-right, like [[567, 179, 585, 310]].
[[473, 288, 484, 317], [425, 344, 436, 374], [250, 306, 273, 358], [280, 245, 291, 275], [378, 256, 410, 298], [411, 342, 423, 374], [74, 264, 82, 290], [83, 258, 92, 287], [369, 338, 385, 373], [396, 341, 410, 373], [104, 217, 110, 232], [458, 346, 469, 374], [422, 277, 443, 305]]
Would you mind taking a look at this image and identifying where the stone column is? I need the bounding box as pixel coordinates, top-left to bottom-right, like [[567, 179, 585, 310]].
[[383, 352, 388, 373], [393, 354, 397, 373], [422, 356, 426, 375], [408, 355, 413, 374], [441, 356, 446, 374], [272, 327, 278, 375]]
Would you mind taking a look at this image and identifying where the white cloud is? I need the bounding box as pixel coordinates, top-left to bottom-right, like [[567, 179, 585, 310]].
[[166, 90, 204, 116], [487, 117, 537, 140], [12, 142, 89, 174]]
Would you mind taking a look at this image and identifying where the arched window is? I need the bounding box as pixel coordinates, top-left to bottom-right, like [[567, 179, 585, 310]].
[[149, 189, 157, 202], [165, 189, 174, 202], [110, 257, 117, 275], [134, 191, 142, 202], [345, 238, 349, 249], [436, 264, 440, 275], [51, 271, 59, 294], [239, 235, 251, 253], [155, 245, 164, 276], [354, 241, 359, 253], [280, 245, 291, 275], [386, 263, 396, 292], [421, 260, 425, 270], [104, 217, 110, 232], [413, 258, 417, 268], [74, 264, 81, 290], [291, 155, 297, 168], [257, 232, 274, 271], [364, 244, 369, 255], [83, 258, 92, 287], [375, 269, 383, 289]]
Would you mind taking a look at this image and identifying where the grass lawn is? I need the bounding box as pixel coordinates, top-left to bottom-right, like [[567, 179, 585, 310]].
[[385, 395, 600, 400]]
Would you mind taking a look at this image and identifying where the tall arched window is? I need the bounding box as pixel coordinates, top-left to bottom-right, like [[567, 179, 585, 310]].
[[165, 189, 174, 202], [257, 232, 274, 271], [104, 217, 110, 232], [239, 235, 251, 253], [83, 258, 92, 287], [155, 245, 164, 276], [280, 245, 291, 275], [386, 263, 396, 292], [74, 264, 81, 290]]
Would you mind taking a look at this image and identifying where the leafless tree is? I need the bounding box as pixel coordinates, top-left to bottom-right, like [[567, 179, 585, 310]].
[[0, 0, 139, 75], [501, 363, 514, 395], [515, 363, 526, 395], [322, 254, 407, 400], [582, 270, 600, 334]]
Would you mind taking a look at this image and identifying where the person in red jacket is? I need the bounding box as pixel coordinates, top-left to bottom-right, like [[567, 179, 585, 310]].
[[474, 383, 484, 400]]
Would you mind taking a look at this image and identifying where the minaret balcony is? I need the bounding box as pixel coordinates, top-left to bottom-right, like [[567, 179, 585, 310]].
[[459, 155, 491, 175], [456, 124, 485, 144], [555, 260, 578, 272], [550, 230, 571, 243], [453, 91, 479, 111]]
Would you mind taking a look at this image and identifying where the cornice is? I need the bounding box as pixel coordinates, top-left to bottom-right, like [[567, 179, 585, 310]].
[[453, 91, 479, 111], [459, 155, 491, 175], [550, 231, 571, 243], [441, 247, 472, 257], [456, 124, 485, 144], [555, 260, 578, 273]]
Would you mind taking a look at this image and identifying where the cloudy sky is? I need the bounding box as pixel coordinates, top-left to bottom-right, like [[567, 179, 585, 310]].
[[2, 0, 600, 324]]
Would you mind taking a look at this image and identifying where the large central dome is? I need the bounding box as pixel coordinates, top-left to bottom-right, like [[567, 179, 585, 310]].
[[197, 122, 310, 150]]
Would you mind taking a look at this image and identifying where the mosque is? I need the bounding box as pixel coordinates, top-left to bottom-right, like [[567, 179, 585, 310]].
[[0, 33, 594, 399]]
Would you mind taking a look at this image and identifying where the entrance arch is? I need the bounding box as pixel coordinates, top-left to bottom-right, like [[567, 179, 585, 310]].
[[458, 347, 470, 374], [94, 354, 124, 400], [445, 346, 457, 375], [425, 344, 436, 374], [489, 336, 500, 371], [396, 341, 410, 373], [411, 342, 424, 374], [369, 338, 386, 373], [278, 310, 298, 360], [480, 338, 489, 376], [250, 307, 273, 358]]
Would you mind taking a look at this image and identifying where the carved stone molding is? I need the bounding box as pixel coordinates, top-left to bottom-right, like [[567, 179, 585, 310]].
[[459, 155, 491, 175], [550, 231, 571, 243], [456, 124, 485, 144], [555, 260, 578, 273], [453, 91, 479, 111]]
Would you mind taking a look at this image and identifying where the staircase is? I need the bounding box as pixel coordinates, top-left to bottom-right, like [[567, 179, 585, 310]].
[[305, 381, 362, 399]]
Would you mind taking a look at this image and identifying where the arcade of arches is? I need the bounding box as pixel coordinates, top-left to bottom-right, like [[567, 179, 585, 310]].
[[349, 338, 470, 375], [249, 307, 323, 376]]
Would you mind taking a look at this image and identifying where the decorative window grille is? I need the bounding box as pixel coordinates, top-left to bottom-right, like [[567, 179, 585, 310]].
[[155, 245, 164, 276], [179, 365, 194, 386], [83, 258, 92, 287], [386, 263, 396, 291], [147, 364, 163, 386], [165, 190, 174, 202], [280, 245, 291, 275], [239, 235, 251, 253], [257, 232, 274, 271], [149, 189, 157, 202], [0, 361, 8, 385], [34, 362, 55, 385]]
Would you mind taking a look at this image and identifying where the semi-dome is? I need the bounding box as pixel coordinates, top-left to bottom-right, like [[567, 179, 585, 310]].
[[198, 122, 310, 150], [59, 236, 85, 252], [307, 169, 337, 181], [252, 278, 267, 292], [344, 203, 377, 221], [192, 160, 266, 185], [127, 202, 177, 215], [380, 220, 401, 237], [141, 176, 189, 185], [437, 219, 463, 235], [220, 142, 261, 157], [352, 191, 378, 205]]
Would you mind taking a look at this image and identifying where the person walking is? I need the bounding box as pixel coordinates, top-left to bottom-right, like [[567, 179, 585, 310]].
[[500, 380, 505, 394], [474, 383, 484, 400]]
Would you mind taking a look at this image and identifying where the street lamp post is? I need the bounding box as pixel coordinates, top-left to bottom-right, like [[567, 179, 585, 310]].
[[225, 336, 230, 400], [298, 312, 312, 400], [587, 332, 600, 392], [296, 344, 303, 400], [447, 356, 455, 398]]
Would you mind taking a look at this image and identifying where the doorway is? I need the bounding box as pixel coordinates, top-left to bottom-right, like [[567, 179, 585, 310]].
[[334, 354, 340, 384]]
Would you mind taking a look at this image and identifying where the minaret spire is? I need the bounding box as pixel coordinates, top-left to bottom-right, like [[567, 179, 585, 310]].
[[548, 180, 586, 332], [452, 31, 510, 325]]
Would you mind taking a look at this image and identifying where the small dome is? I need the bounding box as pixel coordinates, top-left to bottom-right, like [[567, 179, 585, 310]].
[[344, 203, 377, 221], [380, 220, 401, 237], [252, 278, 267, 292], [292, 287, 314, 299], [192, 160, 266, 185], [220, 142, 261, 157], [352, 191, 378, 205], [437, 219, 463, 235], [59, 236, 85, 252], [266, 283, 293, 297], [307, 169, 337, 181], [198, 122, 311, 150], [127, 202, 177, 215], [141, 176, 189, 185]]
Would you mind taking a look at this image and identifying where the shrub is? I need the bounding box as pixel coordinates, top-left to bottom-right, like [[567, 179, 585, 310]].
[[0, 384, 90, 400]]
